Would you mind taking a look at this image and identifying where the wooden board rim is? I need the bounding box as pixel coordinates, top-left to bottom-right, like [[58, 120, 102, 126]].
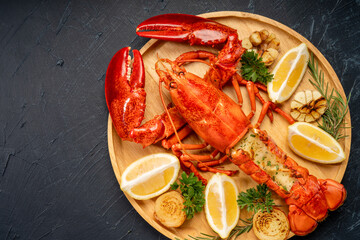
[[107, 11, 351, 240]]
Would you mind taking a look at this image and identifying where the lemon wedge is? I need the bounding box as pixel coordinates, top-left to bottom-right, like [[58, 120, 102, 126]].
[[268, 43, 309, 103], [205, 173, 239, 238], [288, 122, 346, 164], [120, 153, 180, 200]]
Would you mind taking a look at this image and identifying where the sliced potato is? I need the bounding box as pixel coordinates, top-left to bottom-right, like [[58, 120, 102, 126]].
[[253, 208, 290, 240], [154, 191, 186, 228]]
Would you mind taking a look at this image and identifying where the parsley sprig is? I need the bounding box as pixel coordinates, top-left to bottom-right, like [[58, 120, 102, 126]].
[[171, 172, 205, 219], [237, 184, 275, 213], [240, 50, 274, 85]]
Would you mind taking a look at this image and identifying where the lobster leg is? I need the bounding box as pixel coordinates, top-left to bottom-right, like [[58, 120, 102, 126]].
[[235, 74, 295, 125], [245, 81, 257, 120], [171, 142, 216, 185], [231, 76, 243, 106], [234, 74, 274, 121], [161, 125, 193, 149], [172, 143, 237, 181], [175, 50, 217, 64]]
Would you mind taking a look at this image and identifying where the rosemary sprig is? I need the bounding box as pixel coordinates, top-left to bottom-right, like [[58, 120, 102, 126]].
[[240, 50, 274, 85], [308, 53, 351, 140], [186, 218, 253, 240]]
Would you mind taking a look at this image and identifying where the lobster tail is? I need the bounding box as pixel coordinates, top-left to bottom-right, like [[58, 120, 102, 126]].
[[288, 205, 318, 236], [229, 128, 346, 236], [318, 178, 347, 211]]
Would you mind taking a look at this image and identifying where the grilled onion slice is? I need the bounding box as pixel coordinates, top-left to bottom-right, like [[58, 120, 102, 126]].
[[253, 208, 290, 240], [154, 191, 186, 228]]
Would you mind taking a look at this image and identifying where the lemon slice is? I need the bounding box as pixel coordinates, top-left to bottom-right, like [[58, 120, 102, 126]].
[[268, 43, 309, 103], [120, 153, 180, 200], [205, 173, 239, 238], [288, 122, 346, 164]]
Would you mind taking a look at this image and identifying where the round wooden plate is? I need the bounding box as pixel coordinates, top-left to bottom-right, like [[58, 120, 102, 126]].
[[107, 11, 351, 240]]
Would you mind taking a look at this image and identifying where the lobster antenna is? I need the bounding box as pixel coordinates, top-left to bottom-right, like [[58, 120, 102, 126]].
[[157, 59, 215, 175], [156, 59, 185, 148], [176, 58, 211, 66], [158, 80, 212, 171], [176, 59, 222, 85], [156, 61, 202, 161], [158, 78, 186, 152]]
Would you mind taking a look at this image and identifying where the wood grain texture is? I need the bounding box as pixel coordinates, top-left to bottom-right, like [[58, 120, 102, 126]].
[[107, 12, 351, 240]]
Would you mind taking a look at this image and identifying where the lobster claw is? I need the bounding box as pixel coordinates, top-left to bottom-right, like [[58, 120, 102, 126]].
[[136, 13, 238, 46], [105, 47, 146, 140]]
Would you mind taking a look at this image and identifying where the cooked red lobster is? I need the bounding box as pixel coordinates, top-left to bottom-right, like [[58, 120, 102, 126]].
[[105, 13, 346, 236]]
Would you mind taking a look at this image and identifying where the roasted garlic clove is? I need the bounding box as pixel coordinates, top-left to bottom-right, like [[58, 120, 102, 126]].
[[253, 208, 290, 240], [264, 32, 276, 44], [290, 90, 327, 122], [268, 37, 280, 50], [249, 31, 262, 46], [262, 48, 279, 66], [242, 38, 253, 49], [259, 29, 269, 41], [244, 29, 280, 66]]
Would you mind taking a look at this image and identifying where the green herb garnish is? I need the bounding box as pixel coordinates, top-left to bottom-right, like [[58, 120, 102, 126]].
[[240, 50, 273, 84], [187, 184, 275, 240], [308, 53, 351, 140], [171, 172, 205, 219], [186, 218, 253, 240], [237, 184, 275, 213]]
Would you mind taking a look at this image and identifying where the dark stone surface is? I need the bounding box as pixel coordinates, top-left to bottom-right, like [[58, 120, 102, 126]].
[[0, 0, 359, 239]]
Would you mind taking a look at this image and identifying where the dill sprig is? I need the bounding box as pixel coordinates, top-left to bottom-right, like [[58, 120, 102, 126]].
[[308, 53, 351, 140], [240, 50, 274, 85]]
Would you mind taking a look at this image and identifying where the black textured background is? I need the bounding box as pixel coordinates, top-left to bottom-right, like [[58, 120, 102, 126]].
[[1, 0, 359, 239]]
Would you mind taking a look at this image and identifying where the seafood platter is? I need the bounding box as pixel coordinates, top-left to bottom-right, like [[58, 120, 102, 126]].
[[105, 11, 351, 240]]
